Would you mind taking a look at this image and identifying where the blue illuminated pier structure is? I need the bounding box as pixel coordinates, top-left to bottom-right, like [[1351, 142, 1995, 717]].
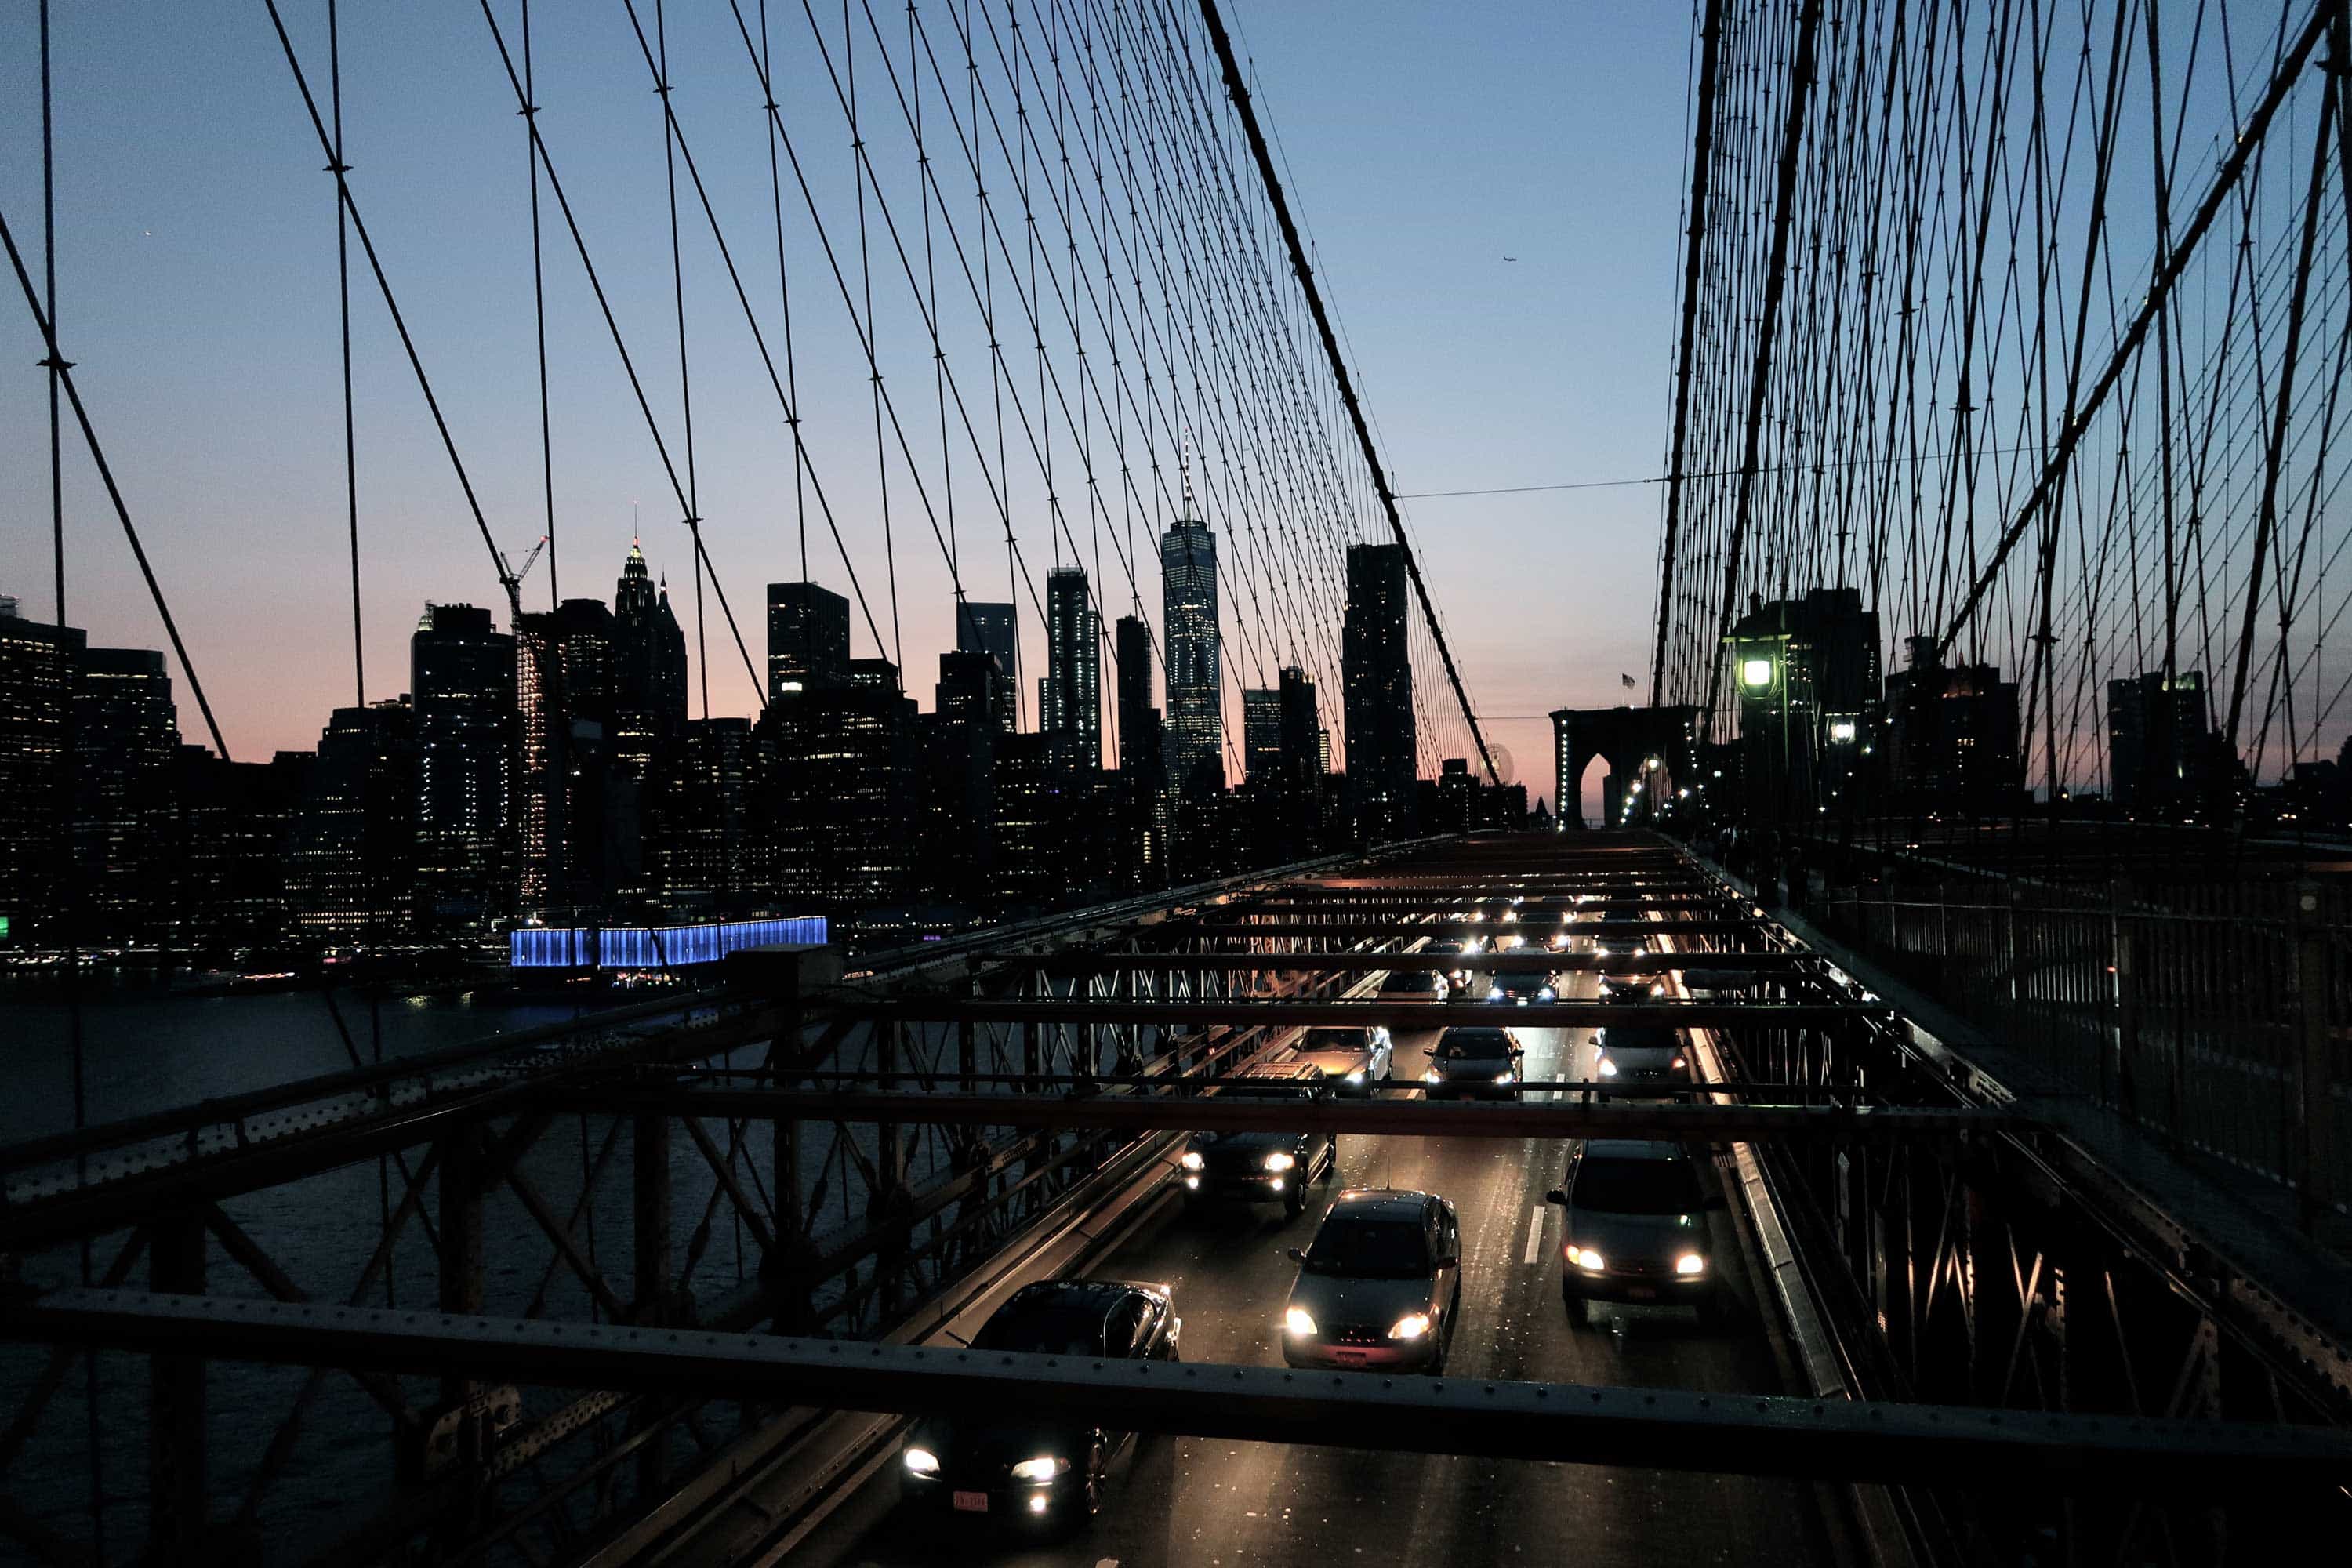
[[507, 916, 830, 971]]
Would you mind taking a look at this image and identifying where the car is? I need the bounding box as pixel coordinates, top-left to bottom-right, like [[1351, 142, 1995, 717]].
[[1595, 971, 1665, 1003], [1178, 1068, 1338, 1218], [1377, 967, 1445, 1000], [1423, 938, 1477, 989], [1280, 1188, 1462, 1371], [1483, 968, 1557, 1006], [1592, 1023, 1693, 1094], [1292, 1025, 1396, 1095], [1422, 1025, 1522, 1098], [901, 1279, 1180, 1524], [1547, 1140, 1724, 1328]]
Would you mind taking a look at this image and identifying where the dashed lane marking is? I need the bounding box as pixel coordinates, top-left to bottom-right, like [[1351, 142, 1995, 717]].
[[1523, 1202, 1545, 1265]]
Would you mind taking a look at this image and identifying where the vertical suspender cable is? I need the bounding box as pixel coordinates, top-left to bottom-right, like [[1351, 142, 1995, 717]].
[[37, 5, 103, 1554], [527, 0, 557, 608], [656, 0, 710, 718], [331, 0, 362, 708]]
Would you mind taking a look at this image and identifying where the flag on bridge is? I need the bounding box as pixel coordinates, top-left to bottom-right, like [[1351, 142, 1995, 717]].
[[1621, 673, 1636, 690]]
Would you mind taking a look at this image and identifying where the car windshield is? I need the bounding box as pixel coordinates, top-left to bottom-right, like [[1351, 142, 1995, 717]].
[[1301, 1218, 1429, 1279], [974, 1305, 1109, 1356], [1601, 1025, 1678, 1053], [1437, 1032, 1509, 1059], [1381, 971, 1439, 993], [1572, 1157, 1706, 1215], [1301, 1029, 1366, 1050], [1497, 973, 1547, 990]]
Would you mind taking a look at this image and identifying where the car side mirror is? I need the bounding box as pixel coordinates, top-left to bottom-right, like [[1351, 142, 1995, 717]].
[[1286, 1247, 1308, 1265], [1544, 1188, 1568, 1205]]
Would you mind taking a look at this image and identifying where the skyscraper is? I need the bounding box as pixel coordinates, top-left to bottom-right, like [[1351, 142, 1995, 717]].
[[74, 644, 182, 939], [611, 544, 688, 779], [956, 600, 1019, 731], [0, 599, 85, 943], [1041, 566, 1101, 767], [758, 658, 917, 909], [1114, 615, 1166, 886], [1343, 543, 1417, 841], [2108, 670, 2226, 816], [1160, 515, 1220, 790], [1114, 616, 1159, 776], [1242, 688, 1282, 780], [659, 717, 755, 910], [285, 699, 416, 939], [1278, 666, 1321, 782], [768, 581, 851, 699], [412, 603, 516, 931], [514, 597, 615, 916]]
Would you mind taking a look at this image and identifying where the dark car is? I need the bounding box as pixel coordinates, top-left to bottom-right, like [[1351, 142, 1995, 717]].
[[901, 1279, 1180, 1524], [1595, 971, 1666, 1003], [1378, 967, 1445, 1000], [1422, 1025, 1522, 1098], [1482, 968, 1557, 1006], [1592, 1023, 1693, 1096], [1179, 1069, 1338, 1217], [1547, 1140, 1723, 1327], [1281, 1189, 1462, 1372]]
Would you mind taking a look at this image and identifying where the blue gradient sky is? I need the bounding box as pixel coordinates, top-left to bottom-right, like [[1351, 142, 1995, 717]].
[[2, 3, 1690, 816]]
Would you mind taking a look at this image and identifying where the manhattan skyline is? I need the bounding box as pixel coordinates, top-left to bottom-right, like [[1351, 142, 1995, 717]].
[[0, 3, 1690, 807]]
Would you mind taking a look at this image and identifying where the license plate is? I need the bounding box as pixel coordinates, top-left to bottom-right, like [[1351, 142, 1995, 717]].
[[1334, 1350, 1367, 1367], [1624, 1285, 1657, 1301], [953, 1491, 989, 1513]]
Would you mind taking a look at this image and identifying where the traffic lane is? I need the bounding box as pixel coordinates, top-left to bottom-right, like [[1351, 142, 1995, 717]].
[[787, 1005, 1821, 1566], [1091, 1017, 1813, 1567]]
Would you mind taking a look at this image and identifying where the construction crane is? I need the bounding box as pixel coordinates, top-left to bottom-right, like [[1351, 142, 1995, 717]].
[[496, 535, 550, 608]]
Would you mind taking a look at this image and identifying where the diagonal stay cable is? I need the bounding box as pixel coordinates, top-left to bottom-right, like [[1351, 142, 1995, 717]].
[[0, 207, 230, 760], [1192, 0, 1497, 784]]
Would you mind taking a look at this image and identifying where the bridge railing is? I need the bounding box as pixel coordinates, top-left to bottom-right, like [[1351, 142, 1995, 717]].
[[1810, 878, 2350, 1237]]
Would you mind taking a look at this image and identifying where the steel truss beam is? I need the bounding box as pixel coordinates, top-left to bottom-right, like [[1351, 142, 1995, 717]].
[[1158, 920, 1765, 939], [550, 1088, 2013, 1142], [837, 999, 1864, 1029], [5, 1290, 2343, 1490], [975, 952, 1815, 975]]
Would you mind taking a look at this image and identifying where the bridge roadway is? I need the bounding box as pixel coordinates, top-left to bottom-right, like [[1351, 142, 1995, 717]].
[[776, 980, 1831, 1566]]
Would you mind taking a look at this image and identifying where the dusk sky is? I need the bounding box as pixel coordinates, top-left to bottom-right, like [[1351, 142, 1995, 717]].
[[1, 3, 1690, 818]]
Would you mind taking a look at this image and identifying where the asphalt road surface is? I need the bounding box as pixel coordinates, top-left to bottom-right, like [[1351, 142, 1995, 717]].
[[786, 969, 1832, 1568]]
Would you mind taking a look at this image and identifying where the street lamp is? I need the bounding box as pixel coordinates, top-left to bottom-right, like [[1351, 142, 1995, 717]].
[[1740, 656, 1774, 691]]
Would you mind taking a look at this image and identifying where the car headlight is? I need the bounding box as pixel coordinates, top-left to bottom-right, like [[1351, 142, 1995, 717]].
[[1494, 1069, 1515, 1084], [1596, 1057, 1618, 1077], [1675, 1253, 1707, 1276], [1263, 1151, 1296, 1172], [1567, 1247, 1606, 1272], [1538, 987, 1555, 1001], [1345, 1069, 1365, 1084], [1388, 1312, 1432, 1341], [1425, 1068, 1442, 1083], [1487, 986, 1504, 1001], [903, 1446, 941, 1476], [1011, 1455, 1071, 1483], [1671, 1055, 1687, 1070], [1283, 1306, 1318, 1336], [1180, 1150, 1204, 1171]]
